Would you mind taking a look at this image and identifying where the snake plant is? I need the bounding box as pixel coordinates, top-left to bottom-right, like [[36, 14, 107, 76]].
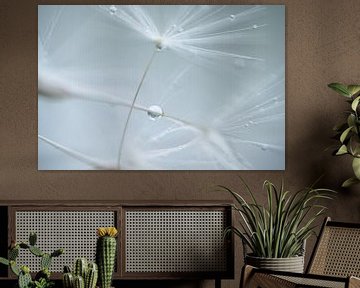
[[328, 83, 360, 187], [221, 178, 335, 258]]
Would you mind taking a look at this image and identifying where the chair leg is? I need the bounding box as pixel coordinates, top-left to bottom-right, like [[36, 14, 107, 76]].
[[215, 278, 221, 288]]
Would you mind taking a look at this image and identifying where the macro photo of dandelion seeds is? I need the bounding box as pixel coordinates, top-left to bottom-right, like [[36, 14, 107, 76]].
[[38, 5, 285, 170]]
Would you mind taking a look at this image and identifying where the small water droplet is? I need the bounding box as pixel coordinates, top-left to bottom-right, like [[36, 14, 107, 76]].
[[109, 5, 117, 15], [155, 37, 165, 51], [147, 105, 164, 120], [229, 14, 235, 20], [177, 27, 184, 32], [249, 120, 255, 125], [244, 123, 249, 128], [253, 24, 258, 29], [261, 145, 268, 151]]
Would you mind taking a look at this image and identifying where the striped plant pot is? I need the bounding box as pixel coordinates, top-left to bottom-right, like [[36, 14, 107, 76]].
[[245, 254, 305, 273]]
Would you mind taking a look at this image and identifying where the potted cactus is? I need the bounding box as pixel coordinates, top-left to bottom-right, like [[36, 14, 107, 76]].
[[0, 232, 63, 288], [62, 258, 98, 288], [96, 227, 118, 288]]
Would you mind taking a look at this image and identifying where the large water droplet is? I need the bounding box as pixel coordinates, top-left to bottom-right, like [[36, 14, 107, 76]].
[[229, 15, 235, 20], [147, 105, 164, 120], [109, 5, 117, 15], [260, 144, 268, 151]]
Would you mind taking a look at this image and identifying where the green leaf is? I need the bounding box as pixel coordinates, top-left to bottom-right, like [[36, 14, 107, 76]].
[[10, 261, 20, 276], [340, 126, 353, 143], [352, 157, 360, 179], [336, 145, 348, 155], [348, 85, 360, 97], [0, 257, 9, 266], [349, 135, 360, 156], [352, 96, 360, 111], [342, 177, 360, 188], [328, 83, 350, 97], [347, 114, 356, 128]]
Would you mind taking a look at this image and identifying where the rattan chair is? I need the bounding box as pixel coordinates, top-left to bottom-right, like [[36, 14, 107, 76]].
[[241, 217, 360, 288]]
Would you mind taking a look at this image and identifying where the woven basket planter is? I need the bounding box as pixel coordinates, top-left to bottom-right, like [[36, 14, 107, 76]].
[[245, 254, 305, 273]]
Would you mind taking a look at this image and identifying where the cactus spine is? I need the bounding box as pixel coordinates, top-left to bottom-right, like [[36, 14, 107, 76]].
[[96, 227, 118, 288]]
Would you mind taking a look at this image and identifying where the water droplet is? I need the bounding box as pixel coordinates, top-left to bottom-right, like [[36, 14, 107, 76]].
[[253, 24, 258, 29], [244, 123, 249, 128], [177, 27, 184, 32], [155, 37, 165, 51], [261, 145, 268, 151], [229, 14, 235, 20], [147, 105, 164, 120], [109, 5, 117, 15]]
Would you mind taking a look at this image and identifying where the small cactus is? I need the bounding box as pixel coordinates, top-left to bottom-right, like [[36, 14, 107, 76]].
[[63, 259, 98, 288], [0, 232, 63, 288], [41, 253, 52, 270], [74, 275, 85, 288], [63, 273, 74, 288], [96, 227, 118, 288], [35, 268, 51, 281], [9, 246, 19, 260], [18, 268, 32, 288], [29, 232, 37, 246], [29, 245, 44, 257], [74, 258, 88, 279], [85, 263, 98, 288]]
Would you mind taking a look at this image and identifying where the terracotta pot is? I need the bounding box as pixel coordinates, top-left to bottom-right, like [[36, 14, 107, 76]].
[[245, 254, 305, 273]]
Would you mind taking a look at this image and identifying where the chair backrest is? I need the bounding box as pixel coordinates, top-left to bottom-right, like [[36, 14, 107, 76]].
[[307, 217, 360, 277]]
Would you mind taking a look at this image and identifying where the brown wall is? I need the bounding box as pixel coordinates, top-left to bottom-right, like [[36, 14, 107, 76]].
[[1, 0, 360, 287]]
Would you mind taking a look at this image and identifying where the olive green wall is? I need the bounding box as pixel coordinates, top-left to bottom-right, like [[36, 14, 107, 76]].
[[0, 1, 359, 287]]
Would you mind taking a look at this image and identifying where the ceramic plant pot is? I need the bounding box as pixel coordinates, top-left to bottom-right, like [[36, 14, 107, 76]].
[[245, 254, 305, 273]]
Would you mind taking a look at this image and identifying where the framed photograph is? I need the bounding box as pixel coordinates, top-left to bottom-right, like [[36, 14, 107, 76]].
[[38, 5, 285, 170]]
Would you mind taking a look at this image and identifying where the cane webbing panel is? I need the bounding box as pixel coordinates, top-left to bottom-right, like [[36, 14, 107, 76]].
[[277, 275, 345, 288], [15, 211, 115, 272], [249, 272, 297, 288], [309, 226, 360, 277], [125, 210, 227, 273]]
